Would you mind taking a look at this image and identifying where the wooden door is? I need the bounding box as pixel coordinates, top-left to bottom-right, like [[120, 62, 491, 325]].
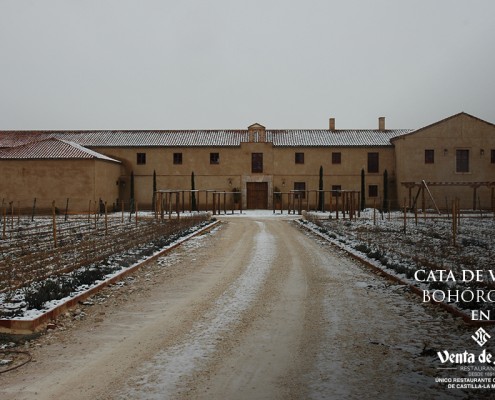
[[246, 182, 268, 209]]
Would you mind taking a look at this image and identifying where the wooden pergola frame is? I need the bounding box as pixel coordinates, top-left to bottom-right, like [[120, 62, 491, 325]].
[[401, 181, 495, 211]]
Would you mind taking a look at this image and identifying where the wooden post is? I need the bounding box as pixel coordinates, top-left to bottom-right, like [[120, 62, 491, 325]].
[[342, 192, 346, 218], [335, 193, 339, 219], [64, 198, 69, 221], [31, 197, 36, 221], [176, 192, 180, 219], [88, 200, 92, 224], [472, 186, 477, 211], [357, 191, 360, 218], [452, 199, 457, 246], [105, 201, 108, 235], [52, 201, 57, 248], [350, 192, 354, 221], [422, 183, 426, 222], [403, 198, 407, 234], [329, 191, 333, 215], [457, 198, 461, 227], [94, 200, 97, 229], [121, 200, 125, 223], [17, 201, 20, 227], [414, 203, 418, 226], [10, 201, 14, 230], [373, 199, 376, 225], [223, 192, 227, 215], [136, 201, 139, 226], [2, 204, 6, 240]]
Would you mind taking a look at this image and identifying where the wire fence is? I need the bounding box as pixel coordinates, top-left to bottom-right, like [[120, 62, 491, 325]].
[[0, 212, 209, 295]]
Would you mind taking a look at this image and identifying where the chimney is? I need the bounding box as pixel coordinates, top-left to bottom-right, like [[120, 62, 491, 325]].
[[378, 117, 385, 131], [329, 118, 335, 131]]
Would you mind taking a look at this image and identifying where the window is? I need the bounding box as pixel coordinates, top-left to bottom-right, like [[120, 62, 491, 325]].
[[491, 149, 495, 164], [332, 152, 341, 164], [210, 152, 219, 164], [425, 149, 434, 164], [137, 153, 146, 165], [173, 153, 182, 165], [294, 182, 306, 199], [456, 149, 469, 173], [367, 152, 379, 173], [252, 153, 263, 173], [331, 185, 341, 197], [295, 152, 304, 164], [368, 185, 378, 197]]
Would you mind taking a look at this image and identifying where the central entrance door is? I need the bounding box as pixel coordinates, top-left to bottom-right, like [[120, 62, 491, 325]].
[[246, 182, 268, 209]]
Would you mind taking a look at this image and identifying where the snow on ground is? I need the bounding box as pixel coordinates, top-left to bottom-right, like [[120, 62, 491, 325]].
[[116, 221, 276, 399], [0, 220, 217, 321]]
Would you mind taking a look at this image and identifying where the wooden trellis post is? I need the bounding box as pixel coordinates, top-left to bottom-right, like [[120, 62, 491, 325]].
[[135, 201, 139, 226], [329, 191, 333, 215], [335, 193, 339, 219], [373, 199, 376, 225], [10, 201, 14, 230], [2, 203, 6, 240], [105, 201, 108, 235], [88, 200, 92, 224], [52, 201, 57, 248], [31, 197, 36, 221], [452, 199, 457, 246], [64, 198, 69, 221]]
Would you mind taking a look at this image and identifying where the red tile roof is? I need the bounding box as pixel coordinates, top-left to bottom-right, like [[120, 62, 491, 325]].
[[0, 138, 120, 162]]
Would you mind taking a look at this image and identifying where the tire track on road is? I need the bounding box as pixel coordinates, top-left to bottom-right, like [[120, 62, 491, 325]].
[[117, 221, 277, 399]]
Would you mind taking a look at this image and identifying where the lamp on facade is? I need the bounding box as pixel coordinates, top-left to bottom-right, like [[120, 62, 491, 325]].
[[282, 179, 286, 187], [480, 149, 485, 156], [443, 149, 448, 156], [228, 178, 232, 187]]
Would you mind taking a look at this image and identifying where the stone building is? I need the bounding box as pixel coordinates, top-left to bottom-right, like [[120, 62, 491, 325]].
[[0, 112, 493, 212]]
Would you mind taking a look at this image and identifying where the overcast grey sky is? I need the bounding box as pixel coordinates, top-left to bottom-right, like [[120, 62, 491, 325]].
[[0, 0, 494, 130]]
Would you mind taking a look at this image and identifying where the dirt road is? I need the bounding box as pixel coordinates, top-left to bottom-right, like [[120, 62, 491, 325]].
[[0, 216, 474, 399]]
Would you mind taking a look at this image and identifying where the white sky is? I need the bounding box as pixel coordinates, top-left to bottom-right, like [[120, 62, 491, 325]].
[[0, 0, 494, 130]]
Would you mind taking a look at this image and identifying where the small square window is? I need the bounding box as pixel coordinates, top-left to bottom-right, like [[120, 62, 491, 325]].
[[173, 153, 182, 165], [332, 152, 341, 164], [332, 185, 341, 197], [294, 182, 306, 199], [369, 185, 378, 198], [210, 152, 220, 164], [137, 153, 146, 165], [295, 152, 304, 164], [425, 149, 434, 164], [491, 149, 495, 164]]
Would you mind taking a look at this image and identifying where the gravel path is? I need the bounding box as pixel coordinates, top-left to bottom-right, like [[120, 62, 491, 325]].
[[0, 216, 490, 399]]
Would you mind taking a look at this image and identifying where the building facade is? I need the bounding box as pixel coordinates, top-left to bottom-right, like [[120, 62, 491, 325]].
[[0, 112, 493, 212]]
